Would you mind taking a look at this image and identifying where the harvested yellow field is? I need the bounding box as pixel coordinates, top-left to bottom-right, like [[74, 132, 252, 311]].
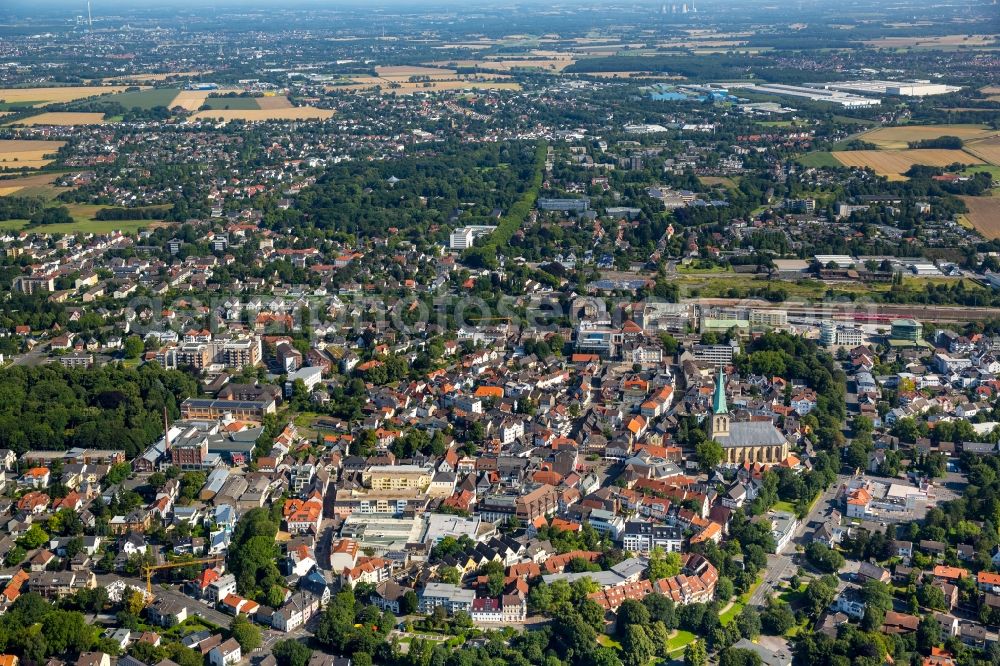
[[168, 88, 242, 111], [860, 124, 997, 149], [169, 90, 212, 111], [0, 172, 65, 198], [102, 71, 210, 83], [864, 34, 996, 48], [387, 80, 520, 94], [331, 78, 520, 95], [375, 66, 457, 78], [0, 86, 132, 107], [585, 71, 685, 79], [960, 195, 1000, 239], [832, 149, 984, 180], [188, 107, 335, 122], [964, 137, 1000, 166], [8, 112, 105, 126], [256, 95, 293, 110], [428, 57, 576, 72], [0, 140, 65, 170]]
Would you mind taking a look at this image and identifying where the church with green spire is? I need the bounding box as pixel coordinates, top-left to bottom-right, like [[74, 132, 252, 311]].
[[709, 367, 789, 466]]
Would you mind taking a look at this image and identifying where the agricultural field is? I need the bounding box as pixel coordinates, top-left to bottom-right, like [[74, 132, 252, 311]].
[[200, 96, 262, 110], [255, 95, 293, 110], [187, 107, 335, 122], [169, 89, 242, 111], [796, 151, 842, 168], [859, 124, 997, 150], [331, 65, 521, 95], [699, 176, 739, 188], [330, 76, 520, 94], [830, 149, 984, 180], [0, 140, 65, 170], [960, 194, 1000, 240], [0, 172, 66, 199], [581, 71, 684, 79], [0, 85, 132, 107], [964, 137, 1000, 166], [864, 34, 997, 49], [106, 87, 183, 110], [7, 112, 105, 126], [375, 65, 458, 78], [0, 202, 170, 235], [101, 71, 211, 83], [426, 56, 576, 72]]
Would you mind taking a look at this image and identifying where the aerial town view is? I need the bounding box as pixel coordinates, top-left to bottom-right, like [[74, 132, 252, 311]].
[[0, 0, 997, 665]]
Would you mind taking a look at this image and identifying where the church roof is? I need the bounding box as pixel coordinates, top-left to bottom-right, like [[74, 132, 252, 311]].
[[712, 368, 728, 415], [716, 421, 787, 448]]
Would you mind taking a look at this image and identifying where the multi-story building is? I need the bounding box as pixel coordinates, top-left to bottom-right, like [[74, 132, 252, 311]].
[[418, 583, 475, 614], [449, 225, 497, 250], [622, 521, 683, 554], [221, 337, 262, 368], [179, 397, 276, 422], [333, 488, 430, 518], [361, 465, 432, 491]]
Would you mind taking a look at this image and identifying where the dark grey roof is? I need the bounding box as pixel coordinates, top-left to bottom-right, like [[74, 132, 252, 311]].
[[717, 421, 787, 448]]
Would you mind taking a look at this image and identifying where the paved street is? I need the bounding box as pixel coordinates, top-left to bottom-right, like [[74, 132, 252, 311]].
[[10, 343, 49, 366], [749, 480, 841, 608], [97, 574, 233, 628]]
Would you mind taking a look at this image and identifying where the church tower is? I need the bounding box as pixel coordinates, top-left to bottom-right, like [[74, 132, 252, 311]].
[[710, 367, 730, 439]]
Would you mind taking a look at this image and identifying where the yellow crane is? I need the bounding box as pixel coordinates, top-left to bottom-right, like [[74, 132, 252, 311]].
[[142, 556, 224, 596]]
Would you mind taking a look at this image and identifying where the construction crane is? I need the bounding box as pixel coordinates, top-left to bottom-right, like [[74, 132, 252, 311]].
[[142, 556, 223, 596]]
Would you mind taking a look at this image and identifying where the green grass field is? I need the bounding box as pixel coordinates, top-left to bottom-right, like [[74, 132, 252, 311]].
[[961, 164, 1000, 182], [772, 500, 798, 514], [797, 151, 841, 168], [4, 219, 158, 234], [201, 96, 261, 110], [0, 202, 171, 235], [106, 88, 181, 110], [0, 102, 42, 111], [719, 601, 743, 626], [666, 630, 696, 653]]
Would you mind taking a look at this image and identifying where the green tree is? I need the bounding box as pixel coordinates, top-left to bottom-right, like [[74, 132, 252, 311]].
[[685, 639, 707, 666], [230, 615, 261, 652], [760, 599, 795, 635], [735, 607, 761, 641], [621, 624, 655, 666], [616, 599, 650, 630], [695, 439, 724, 471], [123, 335, 145, 359], [273, 640, 312, 666], [648, 547, 682, 581], [400, 590, 418, 615]]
